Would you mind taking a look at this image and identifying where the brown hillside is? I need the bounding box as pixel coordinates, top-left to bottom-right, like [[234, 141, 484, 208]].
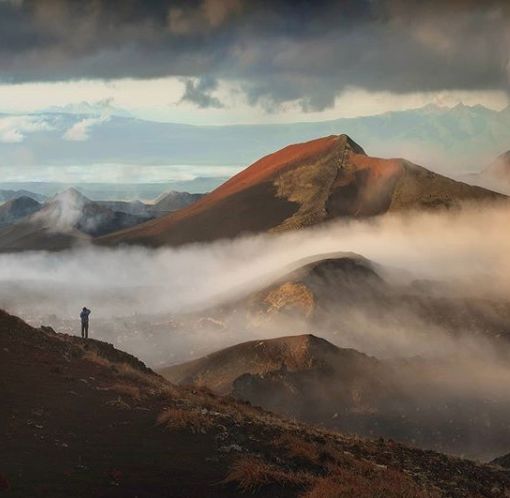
[[160, 334, 369, 395], [161, 330, 510, 460], [3, 309, 510, 497], [99, 135, 503, 247]]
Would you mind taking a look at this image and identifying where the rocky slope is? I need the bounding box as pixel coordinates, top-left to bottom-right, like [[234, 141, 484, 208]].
[[162, 332, 510, 461], [99, 135, 503, 247], [153, 190, 204, 213], [2, 309, 510, 497], [159, 255, 510, 460], [161, 333, 375, 395], [175, 253, 510, 350]]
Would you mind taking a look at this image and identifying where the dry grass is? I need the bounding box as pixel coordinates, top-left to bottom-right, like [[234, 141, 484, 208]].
[[157, 407, 215, 434], [109, 382, 142, 401], [182, 385, 268, 423], [301, 467, 440, 498], [82, 349, 113, 368], [274, 433, 321, 465], [115, 362, 165, 388], [223, 432, 441, 498], [82, 349, 179, 398], [223, 456, 312, 493]]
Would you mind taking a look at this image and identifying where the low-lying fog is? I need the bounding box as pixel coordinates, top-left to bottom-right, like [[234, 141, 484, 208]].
[[2, 202, 510, 364]]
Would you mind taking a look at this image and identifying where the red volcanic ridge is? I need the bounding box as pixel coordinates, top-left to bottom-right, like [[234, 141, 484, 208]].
[[99, 134, 502, 248], [210, 135, 343, 200]]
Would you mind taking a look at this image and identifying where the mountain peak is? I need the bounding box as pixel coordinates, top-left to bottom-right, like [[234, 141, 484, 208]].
[[51, 187, 90, 205], [98, 135, 503, 248], [420, 103, 449, 113], [160, 333, 346, 394]]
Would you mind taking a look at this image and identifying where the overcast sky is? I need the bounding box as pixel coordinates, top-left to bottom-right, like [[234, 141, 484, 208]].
[[0, 0, 509, 124]]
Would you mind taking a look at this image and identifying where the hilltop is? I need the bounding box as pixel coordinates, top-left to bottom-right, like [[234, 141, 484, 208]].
[[99, 135, 502, 247], [161, 334, 367, 395]]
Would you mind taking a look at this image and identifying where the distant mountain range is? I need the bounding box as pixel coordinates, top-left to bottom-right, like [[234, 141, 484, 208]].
[[0, 178, 223, 201], [1, 103, 510, 182], [0, 189, 47, 203], [152, 191, 204, 213], [0, 187, 203, 252]]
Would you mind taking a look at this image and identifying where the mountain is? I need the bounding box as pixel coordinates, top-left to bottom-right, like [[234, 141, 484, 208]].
[[3, 309, 510, 497], [99, 134, 503, 248], [485, 151, 510, 179], [96, 194, 204, 219], [460, 150, 510, 195], [0, 189, 47, 203], [161, 334, 377, 396], [0, 181, 219, 202], [481, 151, 510, 193], [246, 254, 510, 342], [246, 255, 383, 321], [40, 188, 150, 237], [0, 188, 151, 252], [0, 196, 41, 228], [96, 199, 154, 217], [3, 104, 510, 180], [160, 252, 510, 459], [153, 190, 204, 213], [161, 332, 510, 460]]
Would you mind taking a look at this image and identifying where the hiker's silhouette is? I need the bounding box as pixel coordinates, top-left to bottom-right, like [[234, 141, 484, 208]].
[[80, 307, 91, 339]]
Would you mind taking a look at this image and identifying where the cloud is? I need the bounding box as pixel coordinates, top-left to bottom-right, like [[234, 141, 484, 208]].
[[2, 202, 510, 368], [3, 202, 510, 319], [63, 114, 111, 141], [0, 1, 508, 111], [32, 188, 88, 232], [179, 76, 224, 108], [168, 0, 242, 35], [0, 115, 53, 143]]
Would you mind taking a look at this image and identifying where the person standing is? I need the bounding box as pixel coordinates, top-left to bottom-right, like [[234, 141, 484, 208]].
[[80, 307, 91, 339]]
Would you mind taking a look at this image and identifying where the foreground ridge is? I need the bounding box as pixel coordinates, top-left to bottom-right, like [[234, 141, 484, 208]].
[[1, 309, 510, 497]]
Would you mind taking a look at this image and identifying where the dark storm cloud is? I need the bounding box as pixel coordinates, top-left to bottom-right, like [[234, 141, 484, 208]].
[[179, 76, 224, 108], [0, 0, 509, 110]]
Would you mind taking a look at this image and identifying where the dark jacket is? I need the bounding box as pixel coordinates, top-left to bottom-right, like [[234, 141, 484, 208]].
[[80, 309, 91, 323]]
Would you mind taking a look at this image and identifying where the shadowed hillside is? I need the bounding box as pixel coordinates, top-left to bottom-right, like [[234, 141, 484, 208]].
[[0, 196, 41, 228], [162, 332, 510, 460], [3, 309, 510, 497], [161, 333, 373, 395]]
